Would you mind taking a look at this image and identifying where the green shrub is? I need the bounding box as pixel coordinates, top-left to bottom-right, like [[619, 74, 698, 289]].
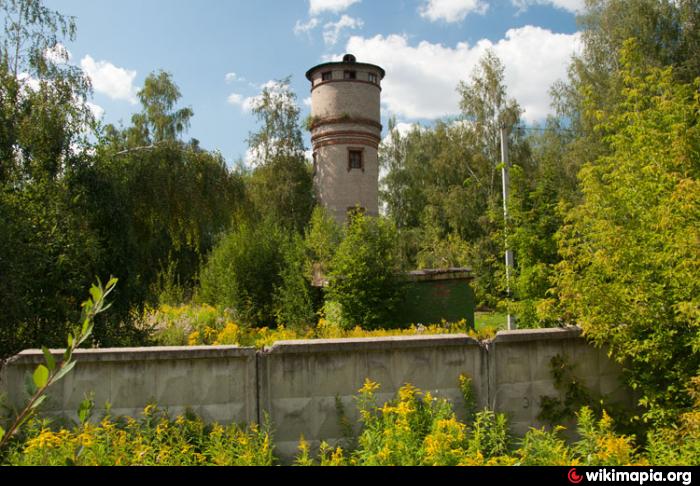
[[198, 218, 313, 328], [326, 214, 404, 330]]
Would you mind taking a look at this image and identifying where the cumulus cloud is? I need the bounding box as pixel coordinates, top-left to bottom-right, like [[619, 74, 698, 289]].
[[44, 43, 72, 64], [294, 17, 320, 36], [80, 55, 137, 104], [309, 0, 361, 15], [86, 101, 105, 120], [381, 122, 419, 145], [323, 15, 363, 45], [419, 0, 488, 22], [511, 0, 585, 13], [337, 26, 580, 122]]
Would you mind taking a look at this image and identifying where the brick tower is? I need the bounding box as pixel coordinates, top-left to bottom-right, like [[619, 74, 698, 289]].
[[306, 54, 385, 224]]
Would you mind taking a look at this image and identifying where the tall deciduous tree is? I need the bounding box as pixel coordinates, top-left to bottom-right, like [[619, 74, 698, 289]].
[[0, 0, 93, 183], [379, 50, 530, 307], [555, 42, 700, 424], [246, 76, 305, 165], [130, 70, 193, 145], [86, 72, 244, 327], [0, 0, 101, 358], [245, 77, 314, 232]]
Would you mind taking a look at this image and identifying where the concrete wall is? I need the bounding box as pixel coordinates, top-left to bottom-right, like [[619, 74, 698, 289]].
[[489, 328, 630, 436], [0, 328, 630, 462], [258, 335, 486, 459], [0, 346, 257, 425]]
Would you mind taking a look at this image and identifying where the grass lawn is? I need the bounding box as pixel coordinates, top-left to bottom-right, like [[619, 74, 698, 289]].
[[474, 311, 508, 332]]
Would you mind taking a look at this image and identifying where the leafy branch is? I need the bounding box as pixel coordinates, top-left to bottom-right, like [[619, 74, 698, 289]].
[[0, 277, 118, 450]]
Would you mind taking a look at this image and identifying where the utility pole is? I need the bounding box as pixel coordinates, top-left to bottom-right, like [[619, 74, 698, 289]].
[[500, 124, 515, 330]]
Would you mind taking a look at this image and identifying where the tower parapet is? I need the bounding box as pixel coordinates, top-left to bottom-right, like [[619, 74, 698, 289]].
[[306, 54, 384, 224]]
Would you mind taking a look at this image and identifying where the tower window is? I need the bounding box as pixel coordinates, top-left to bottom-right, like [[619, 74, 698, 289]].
[[313, 152, 318, 176], [368, 73, 377, 84], [321, 71, 332, 81], [344, 70, 357, 80], [348, 149, 363, 170]]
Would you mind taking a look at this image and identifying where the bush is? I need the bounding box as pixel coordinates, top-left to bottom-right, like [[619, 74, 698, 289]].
[[326, 214, 404, 330], [198, 219, 313, 329]]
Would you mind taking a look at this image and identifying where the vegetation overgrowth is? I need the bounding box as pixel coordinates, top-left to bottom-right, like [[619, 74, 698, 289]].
[[139, 303, 496, 348], [3, 380, 698, 466], [0, 0, 697, 452]]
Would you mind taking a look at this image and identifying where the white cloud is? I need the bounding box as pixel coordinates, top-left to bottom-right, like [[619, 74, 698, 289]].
[[303, 97, 312, 107], [44, 43, 72, 64], [244, 146, 259, 167], [294, 17, 320, 36], [309, 0, 360, 15], [339, 26, 580, 123], [419, 0, 488, 22], [323, 15, 363, 45], [17, 72, 40, 92], [86, 101, 105, 120], [393, 122, 418, 138], [381, 122, 419, 145], [227, 92, 244, 106], [225, 72, 247, 83], [80, 55, 138, 104], [511, 0, 585, 13]]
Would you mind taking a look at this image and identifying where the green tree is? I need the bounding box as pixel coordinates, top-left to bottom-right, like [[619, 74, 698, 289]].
[[555, 42, 700, 424], [507, 120, 579, 327], [304, 205, 343, 278], [326, 214, 403, 330], [551, 0, 700, 183], [0, 0, 93, 183], [78, 73, 244, 336], [246, 76, 305, 165], [245, 77, 314, 231], [198, 220, 281, 327], [128, 70, 193, 145], [0, 0, 102, 357], [274, 232, 316, 329], [247, 154, 314, 233], [379, 51, 530, 307]]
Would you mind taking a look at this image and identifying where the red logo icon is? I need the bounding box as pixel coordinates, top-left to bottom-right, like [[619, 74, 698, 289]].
[[568, 468, 583, 484]]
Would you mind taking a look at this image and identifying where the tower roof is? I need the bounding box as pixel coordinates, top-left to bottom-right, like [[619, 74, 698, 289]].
[[305, 54, 385, 81]]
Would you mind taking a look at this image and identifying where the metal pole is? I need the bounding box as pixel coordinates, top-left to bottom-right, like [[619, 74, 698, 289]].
[[500, 125, 515, 330]]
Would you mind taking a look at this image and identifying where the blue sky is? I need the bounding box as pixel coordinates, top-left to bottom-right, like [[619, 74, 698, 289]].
[[44, 0, 582, 166]]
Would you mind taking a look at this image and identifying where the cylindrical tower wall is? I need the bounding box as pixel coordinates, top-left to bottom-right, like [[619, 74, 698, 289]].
[[307, 56, 384, 225]]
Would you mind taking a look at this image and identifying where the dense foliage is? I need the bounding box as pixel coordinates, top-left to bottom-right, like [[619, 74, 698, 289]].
[[326, 213, 404, 330], [555, 42, 700, 425], [197, 218, 315, 329]]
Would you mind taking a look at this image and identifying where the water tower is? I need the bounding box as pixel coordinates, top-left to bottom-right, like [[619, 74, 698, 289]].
[[306, 54, 385, 224]]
